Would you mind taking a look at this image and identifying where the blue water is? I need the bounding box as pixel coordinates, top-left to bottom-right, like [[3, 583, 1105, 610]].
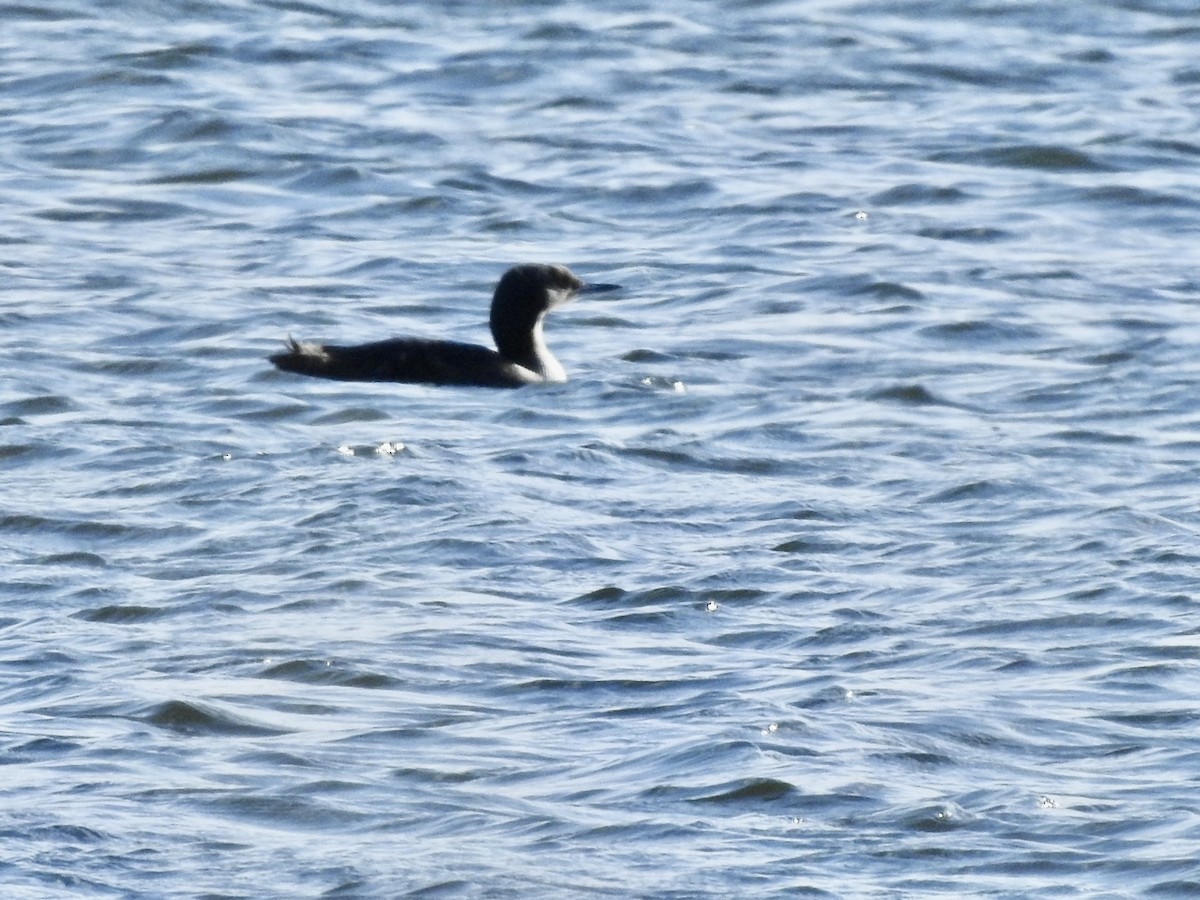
[[3, 1, 1200, 896]]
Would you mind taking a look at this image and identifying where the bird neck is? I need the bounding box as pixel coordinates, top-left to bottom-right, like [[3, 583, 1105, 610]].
[[491, 312, 563, 381]]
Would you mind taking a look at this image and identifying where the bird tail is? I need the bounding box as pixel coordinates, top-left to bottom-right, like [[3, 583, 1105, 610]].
[[269, 337, 335, 378]]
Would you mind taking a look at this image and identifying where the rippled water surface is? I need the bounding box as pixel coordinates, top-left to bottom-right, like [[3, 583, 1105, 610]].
[[4, 1, 1200, 896]]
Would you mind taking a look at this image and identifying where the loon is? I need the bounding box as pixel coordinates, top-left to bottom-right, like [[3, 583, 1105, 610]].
[[269, 263, 619, 388]]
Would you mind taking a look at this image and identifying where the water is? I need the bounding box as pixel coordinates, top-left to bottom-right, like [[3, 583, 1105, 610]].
[[3, 0, 1200, 896]]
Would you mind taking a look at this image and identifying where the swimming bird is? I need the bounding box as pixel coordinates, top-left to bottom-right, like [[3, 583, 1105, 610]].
[[269, 263, 619, 388]]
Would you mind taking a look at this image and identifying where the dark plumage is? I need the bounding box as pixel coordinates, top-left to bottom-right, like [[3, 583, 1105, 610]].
[[269, 263, 618, 388]]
